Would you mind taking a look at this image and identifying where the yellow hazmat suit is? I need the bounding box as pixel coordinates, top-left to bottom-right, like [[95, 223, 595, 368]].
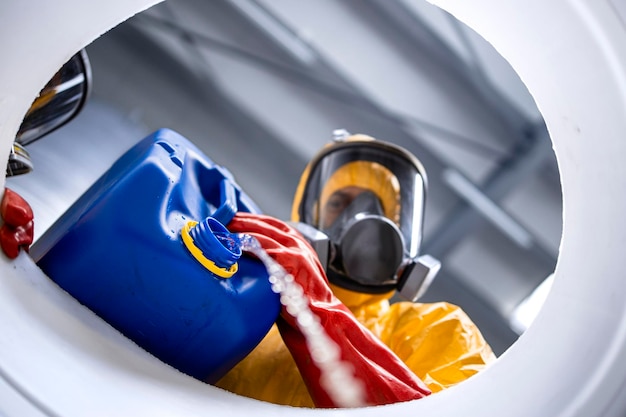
[[216, 133, 496, 406], [215, 284, 496, 407]]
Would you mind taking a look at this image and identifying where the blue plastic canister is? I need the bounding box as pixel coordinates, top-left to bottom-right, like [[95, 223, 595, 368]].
[[32, 129, 281, 383]]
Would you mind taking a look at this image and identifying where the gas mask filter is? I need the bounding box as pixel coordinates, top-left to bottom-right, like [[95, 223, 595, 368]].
[[325, 190, 404, 288], [291, 132, 440, 301]]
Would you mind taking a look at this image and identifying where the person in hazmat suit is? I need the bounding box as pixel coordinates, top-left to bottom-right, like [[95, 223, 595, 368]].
[[215, 130, 497, 407], [0, 49, 433, 406]]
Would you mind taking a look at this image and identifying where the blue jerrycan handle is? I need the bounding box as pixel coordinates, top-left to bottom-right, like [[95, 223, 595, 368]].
[[32, 128, 280, 383], [214, 178, 237, 225]]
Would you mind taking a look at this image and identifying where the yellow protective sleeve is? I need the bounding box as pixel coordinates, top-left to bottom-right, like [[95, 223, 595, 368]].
[[215, 324, 314, 407], [356, 301, 497, 393], [215, 290, 496, 406]]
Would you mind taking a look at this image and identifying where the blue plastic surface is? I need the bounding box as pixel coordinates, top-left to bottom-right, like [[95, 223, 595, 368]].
[[32, 128, 281, 383]]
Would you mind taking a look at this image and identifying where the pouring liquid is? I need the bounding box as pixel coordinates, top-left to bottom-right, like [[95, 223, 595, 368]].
[[237, 233, 367, 408]]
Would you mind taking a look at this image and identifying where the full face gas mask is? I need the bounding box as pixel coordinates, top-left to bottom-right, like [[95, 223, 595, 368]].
[[291, 131, 440, 302]]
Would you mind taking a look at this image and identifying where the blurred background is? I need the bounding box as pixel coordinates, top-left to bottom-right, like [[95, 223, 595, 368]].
[[7, 0, 562, 356]]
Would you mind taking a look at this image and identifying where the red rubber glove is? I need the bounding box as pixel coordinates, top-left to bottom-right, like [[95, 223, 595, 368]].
[[228, 212, 431, 408], [0, 188, 34, 259]]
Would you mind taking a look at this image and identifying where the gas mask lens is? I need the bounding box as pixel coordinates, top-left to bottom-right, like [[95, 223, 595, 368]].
[[322, 189, 385, 236]]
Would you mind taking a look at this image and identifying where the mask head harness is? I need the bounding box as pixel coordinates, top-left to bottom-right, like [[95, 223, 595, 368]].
[[291, 132, 440, 301]]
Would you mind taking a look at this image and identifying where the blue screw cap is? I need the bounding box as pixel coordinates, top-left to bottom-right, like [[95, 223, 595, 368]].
[[187, 217, 242, 270]]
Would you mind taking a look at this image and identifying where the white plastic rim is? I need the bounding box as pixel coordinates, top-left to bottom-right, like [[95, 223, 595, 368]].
[[1, 0, 626, 416]]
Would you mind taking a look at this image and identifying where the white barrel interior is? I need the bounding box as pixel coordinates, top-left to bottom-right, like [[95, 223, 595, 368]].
[[1, 0, 625, 416]]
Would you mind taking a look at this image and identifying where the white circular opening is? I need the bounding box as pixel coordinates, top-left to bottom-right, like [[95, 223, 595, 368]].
[[2, 1, 626, 416]]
